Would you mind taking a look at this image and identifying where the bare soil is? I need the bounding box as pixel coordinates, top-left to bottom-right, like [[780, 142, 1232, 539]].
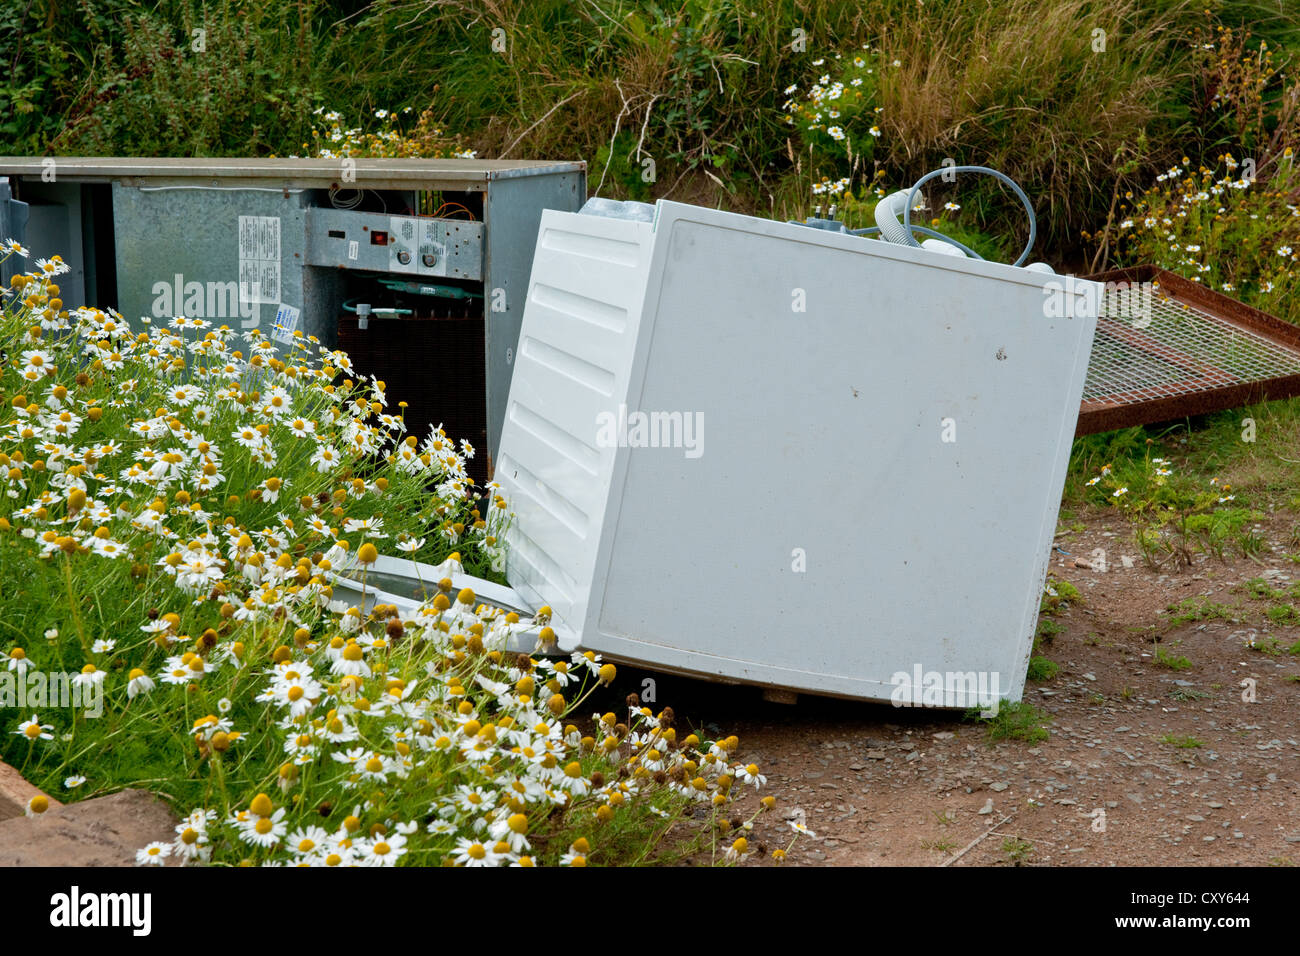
[[638, 508, 1300, 867]]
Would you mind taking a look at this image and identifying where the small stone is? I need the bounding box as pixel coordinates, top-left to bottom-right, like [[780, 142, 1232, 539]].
[[864, 750, 887, 760], [932, 732, 955, 740], [990, 782, 1009, 792], [978, 799, 994, 815]]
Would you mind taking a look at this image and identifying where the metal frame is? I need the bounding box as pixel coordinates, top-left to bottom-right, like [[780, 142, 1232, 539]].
[[0, 157, 585, 190], [1078, 265, 1300, 434], [0, 158, 587, 470]]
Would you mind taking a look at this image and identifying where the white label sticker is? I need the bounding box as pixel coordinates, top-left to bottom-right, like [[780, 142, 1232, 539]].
[[238, 215, 281, 304], [348, 239, 359, 261], [271, 304, 300, 344]]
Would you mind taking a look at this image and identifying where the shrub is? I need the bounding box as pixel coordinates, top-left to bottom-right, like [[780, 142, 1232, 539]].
[[50, 0, 330, 157]]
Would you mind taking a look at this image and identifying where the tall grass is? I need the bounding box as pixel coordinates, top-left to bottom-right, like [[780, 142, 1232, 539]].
[[866, 0, 1197, 252], [4, 0, 1300, 254]]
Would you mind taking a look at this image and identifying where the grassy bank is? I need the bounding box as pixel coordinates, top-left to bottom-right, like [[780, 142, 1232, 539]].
[[3, 1, 1299, 259]]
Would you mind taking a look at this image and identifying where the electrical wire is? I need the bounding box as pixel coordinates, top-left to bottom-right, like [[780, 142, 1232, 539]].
[[329, 186, 364, 209], [329, 186, 388, 213], [432, 202, 476, 221]]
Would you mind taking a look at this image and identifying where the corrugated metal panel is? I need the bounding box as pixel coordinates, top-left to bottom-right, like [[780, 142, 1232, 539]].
[[496, 213, 653, 638]]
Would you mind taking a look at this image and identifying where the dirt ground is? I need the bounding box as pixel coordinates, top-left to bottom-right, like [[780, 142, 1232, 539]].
[[631, 508, 1300, 867]]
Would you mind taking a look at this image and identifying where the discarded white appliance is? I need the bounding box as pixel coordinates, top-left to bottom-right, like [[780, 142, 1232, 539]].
[[337, 190, 1101, 707]]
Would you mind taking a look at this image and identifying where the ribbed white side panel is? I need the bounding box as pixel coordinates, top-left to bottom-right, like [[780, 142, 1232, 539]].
[[497, 212, 652, 635]]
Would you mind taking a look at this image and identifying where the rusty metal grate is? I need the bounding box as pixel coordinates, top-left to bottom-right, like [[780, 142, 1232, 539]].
[[1076, 266, 1300, 435]]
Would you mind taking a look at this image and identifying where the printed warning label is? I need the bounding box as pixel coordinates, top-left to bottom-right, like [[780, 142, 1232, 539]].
[[271, 303, 301, 344], [238, 216, 280, 304]]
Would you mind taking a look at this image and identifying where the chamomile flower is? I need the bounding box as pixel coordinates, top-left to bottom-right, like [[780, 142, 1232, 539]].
[[725, 836, 752, 862], [6, 647, 32, 676], [238, 807, 288, 848], [136, 842, 172, 866], [451, 836, 502, 867], [356, 831, 407, 866], [126, 668, 156, 699], [286, 825, 331, 857], [15, 715, 53, 741], [71, 664, 106, 689]]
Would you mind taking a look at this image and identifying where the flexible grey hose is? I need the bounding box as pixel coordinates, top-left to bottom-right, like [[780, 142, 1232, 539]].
[[876, 164, 1038, 267]]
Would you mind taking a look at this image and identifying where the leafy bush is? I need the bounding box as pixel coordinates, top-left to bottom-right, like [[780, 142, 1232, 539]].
[[50, 0, 330, 157], [13, 0, 1250, 251]]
